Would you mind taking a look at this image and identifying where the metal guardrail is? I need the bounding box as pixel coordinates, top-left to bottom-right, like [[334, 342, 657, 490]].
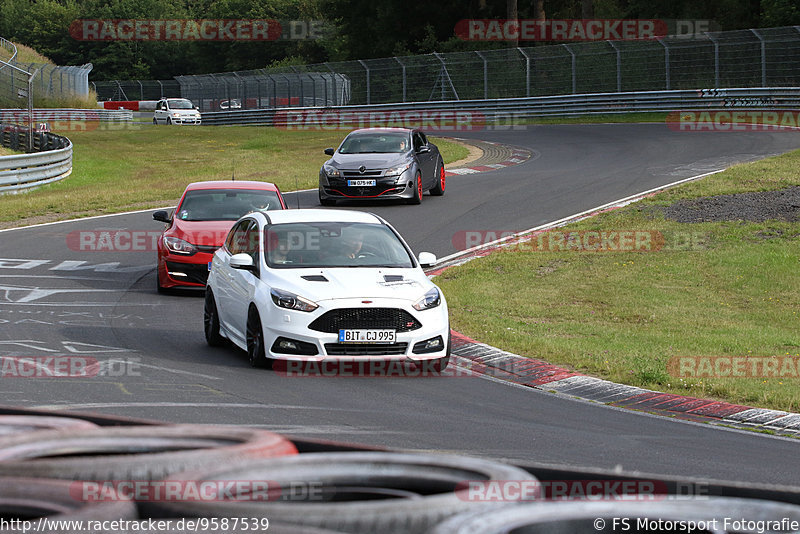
[[0, 126, 72, 193], [200, 109, 276, 126], [0, 108, 133, 122], [200, 87, 800, 126]]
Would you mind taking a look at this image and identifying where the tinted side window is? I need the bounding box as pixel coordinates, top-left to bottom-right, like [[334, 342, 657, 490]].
[[225, 220, 250, 255]]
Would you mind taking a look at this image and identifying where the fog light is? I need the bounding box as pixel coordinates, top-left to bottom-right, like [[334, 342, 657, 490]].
[[271, 337, 319, 356], [412, 336, 444, 354]]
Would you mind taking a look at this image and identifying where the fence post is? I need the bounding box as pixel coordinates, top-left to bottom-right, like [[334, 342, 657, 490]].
[[749, 29, 766, 86], [657, 39, 670, 90], [562, 44, 576, 94], [608, 41, 621, 92], [324, 63, 338, 107], [157, 80, 163, 99], [475, 51, 488, 99], [358, 59, 370, 105], [517, 47, 531, 97], [394, 56, 406, 102], [705, 32, 720, 88]]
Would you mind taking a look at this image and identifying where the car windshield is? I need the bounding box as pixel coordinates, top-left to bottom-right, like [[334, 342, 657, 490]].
[[168, 99, 194, 109], [265, 222, 414, 268], [338, 133, 410, 154], [176, 189, 281, 221]]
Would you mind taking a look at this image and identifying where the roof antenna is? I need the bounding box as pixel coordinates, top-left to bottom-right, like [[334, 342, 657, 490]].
[[231, 165, 235, 181]]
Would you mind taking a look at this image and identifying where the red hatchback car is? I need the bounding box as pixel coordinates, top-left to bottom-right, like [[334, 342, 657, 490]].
[[153, 180, 286, 291]]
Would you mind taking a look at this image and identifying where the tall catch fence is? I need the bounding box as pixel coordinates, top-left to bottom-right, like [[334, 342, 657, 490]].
[[0, 40, 92, 108], [93, 25, 799, 110]]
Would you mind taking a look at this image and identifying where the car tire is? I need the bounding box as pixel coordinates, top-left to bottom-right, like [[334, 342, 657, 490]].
[[156, 273, 169, 294], [0, 415, 98, 437], [247, 308, 272, 369], [0, 424, 297, 482], [152, 117, 157, 125], [204, 290, 226, 347], [145, 452, 539, 532], [429, 498, 800, 534], [319, 192, 336, 206], [0, 477, 137, 524], [166, 117, 172, 125], [430, 161, 446, 196], [407, 172, 423, 205]]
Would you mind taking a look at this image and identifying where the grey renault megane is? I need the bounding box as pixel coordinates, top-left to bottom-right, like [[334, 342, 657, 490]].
[[318, 128, 446, 206]]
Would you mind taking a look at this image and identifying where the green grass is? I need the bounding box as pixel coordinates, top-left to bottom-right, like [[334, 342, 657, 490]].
[[437, 149, 800, 412], [0, 126, 468, 227]]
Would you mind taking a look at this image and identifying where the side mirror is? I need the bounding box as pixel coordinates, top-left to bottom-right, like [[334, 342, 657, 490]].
[[152, 210, 171, 224], [230, 253, 256, 271], [417, 146, 430, 154], [418, 252, 437, 267], [324, 148, 335, 156]]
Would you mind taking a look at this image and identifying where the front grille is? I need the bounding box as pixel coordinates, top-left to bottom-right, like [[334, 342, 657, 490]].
[[195, 245, 218, 253], [325, 185, 404, 198], [309, 308, 421, 333], [342, 170, 382, 177], [165, 261, 208, 285], [324, 343, 409, 356]]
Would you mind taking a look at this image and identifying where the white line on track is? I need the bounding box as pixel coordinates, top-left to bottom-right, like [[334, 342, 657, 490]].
[[32, 402, 367, 411], [434, 168, 726, 266]]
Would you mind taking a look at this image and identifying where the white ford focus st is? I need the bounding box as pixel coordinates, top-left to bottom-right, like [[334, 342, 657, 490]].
[[204, 209, 451, 372]]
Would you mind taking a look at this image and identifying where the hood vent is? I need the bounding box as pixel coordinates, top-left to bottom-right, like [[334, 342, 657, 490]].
[[301, 275, 329, 282], [383, 275, 404, 282]]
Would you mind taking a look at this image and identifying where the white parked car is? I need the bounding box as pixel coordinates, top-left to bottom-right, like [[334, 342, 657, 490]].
[[153, 98, 202, 125], [204, 209, 450, 371]]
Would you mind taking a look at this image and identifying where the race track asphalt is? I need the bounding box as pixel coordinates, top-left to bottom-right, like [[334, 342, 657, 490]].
[[1, 123, 799, 486]]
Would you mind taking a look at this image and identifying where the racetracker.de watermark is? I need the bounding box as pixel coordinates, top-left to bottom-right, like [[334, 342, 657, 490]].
[[69, 19, 324, 41], [274, 110, 495, 131], [455, 479, 673, 501], [452, 230, 709, 253], [71, 480, 322, 502], [0, 356, 141, 378], [667, 110, 800, 132], [455, 19, 716, 41], [668, 356, 800, 378], [273, 359, 479, 378]]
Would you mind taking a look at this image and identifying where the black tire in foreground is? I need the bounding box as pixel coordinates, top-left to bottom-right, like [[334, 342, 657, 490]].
[[0, 424, 297, 482], [144, 451, 539, 534], [0, 477, 136, 529], [429, 498, 800, 534], [0, 415, 98, 437]]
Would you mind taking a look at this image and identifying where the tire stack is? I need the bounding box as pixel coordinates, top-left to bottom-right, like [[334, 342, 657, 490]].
[[0, 413, 798, 533]]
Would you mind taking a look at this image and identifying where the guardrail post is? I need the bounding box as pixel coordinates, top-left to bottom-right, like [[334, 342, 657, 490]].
[[657, 39, 670, 90], [704, 32, 720, 88], [475, 51, 488, 99], [517, 48, 531, 98], [608, 41, 621, 92], [749, 29, 767, 87], [562, 44, 576, 94], [394, 57, 406, 102]]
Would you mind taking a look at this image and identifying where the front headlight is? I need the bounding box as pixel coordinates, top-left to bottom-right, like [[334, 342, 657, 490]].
[[413, 288, 441, 311], [172, 113, 181, 117], [323, 163, 340, 178], [270, 288, 319, 312], [164, 236, 196, 255], [385, 162, 411, 177]]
